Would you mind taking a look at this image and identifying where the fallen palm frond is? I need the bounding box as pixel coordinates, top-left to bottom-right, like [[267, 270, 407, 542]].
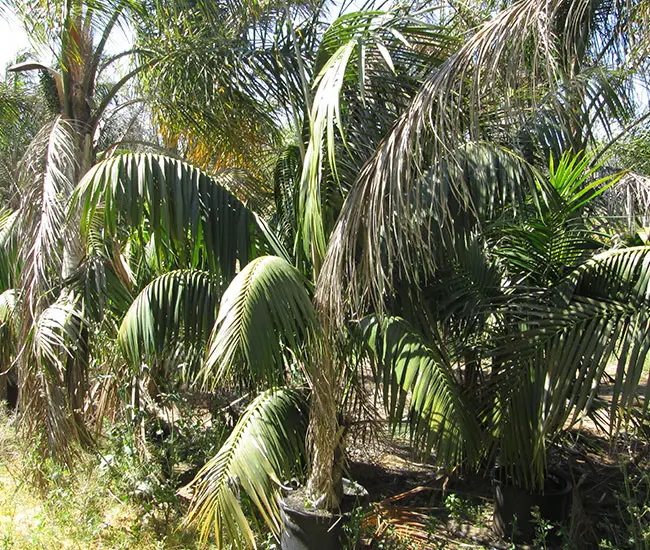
[[362, 486, 443, 549]]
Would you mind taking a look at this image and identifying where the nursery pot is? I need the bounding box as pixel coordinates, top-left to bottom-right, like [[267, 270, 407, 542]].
[[279, 498, 345, 550], [280, 480, 366, 550], [492, 469, 572, 543]]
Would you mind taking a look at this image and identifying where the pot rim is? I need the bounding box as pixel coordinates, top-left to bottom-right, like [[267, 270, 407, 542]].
[[279, 497, 345, 519]]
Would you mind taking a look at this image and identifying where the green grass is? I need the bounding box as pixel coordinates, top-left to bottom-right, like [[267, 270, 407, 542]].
[[0, 407, 215, 550]]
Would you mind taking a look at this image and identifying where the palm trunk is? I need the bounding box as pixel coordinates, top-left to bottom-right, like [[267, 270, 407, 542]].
[[305, 249, 343, 510], [305, 335, 343, 509]]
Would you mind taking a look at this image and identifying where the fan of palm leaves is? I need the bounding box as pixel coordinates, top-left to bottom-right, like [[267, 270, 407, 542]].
[[184, 388, 308, 549], [118, 270, 220, 378], [75, 153, 262, 280], [201, 255, 317, 391]]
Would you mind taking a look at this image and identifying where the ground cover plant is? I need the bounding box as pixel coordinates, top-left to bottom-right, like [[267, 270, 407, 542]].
[[1, 0, 650, 547]]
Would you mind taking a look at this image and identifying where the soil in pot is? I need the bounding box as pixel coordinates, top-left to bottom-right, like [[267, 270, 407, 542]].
[[493, 470, 572, 545]]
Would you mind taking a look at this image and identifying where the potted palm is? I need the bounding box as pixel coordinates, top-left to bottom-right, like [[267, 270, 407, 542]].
[[74, 4, 461, 548], [313, 0, 650, 543]]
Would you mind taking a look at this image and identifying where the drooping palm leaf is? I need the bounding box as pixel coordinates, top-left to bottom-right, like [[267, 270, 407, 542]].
[[75, 153, 262, 280], [17, 117, 77, 305], [19, 290, 88, 461], [318, 143, 544, 322], [118, 270, 220, 378], [299, 8, 458, 263], [495, 246, 650, 490], [317, 0, 647, 325], [360, 315, 480, 467], [184, 388, 308, 549], [201, 255, 317, 390]]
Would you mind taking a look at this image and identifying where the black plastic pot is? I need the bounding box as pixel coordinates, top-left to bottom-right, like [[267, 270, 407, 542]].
[[279, 499, 345, 550], [492, 469, 572, 543]]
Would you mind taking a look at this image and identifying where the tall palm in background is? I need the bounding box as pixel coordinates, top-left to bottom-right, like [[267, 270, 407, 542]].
[[0, 0, 161, 462]]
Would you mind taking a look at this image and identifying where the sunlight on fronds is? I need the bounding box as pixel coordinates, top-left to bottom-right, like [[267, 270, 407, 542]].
[[202, 256, 317, 391], [299, 8, 457, 264], [317, 0, 647, 326], [184, 388, 308, 549]]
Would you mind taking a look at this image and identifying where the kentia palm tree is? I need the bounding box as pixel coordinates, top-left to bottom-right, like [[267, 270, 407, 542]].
[[316, 0, 650, 511]]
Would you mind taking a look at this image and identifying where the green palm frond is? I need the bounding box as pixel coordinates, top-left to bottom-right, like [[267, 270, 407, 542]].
[[300, 9, 457, 263], [273, 145, 301, 250], [361, 315, 480, 467], [548, 150, 623, 213], [202, 256, 317, 391], [118, 270, 220, 374], [184, 388, 308, 549], [75, 153, 261, 280], [0, 288, 17, 372], [495, 246, 650, 489]]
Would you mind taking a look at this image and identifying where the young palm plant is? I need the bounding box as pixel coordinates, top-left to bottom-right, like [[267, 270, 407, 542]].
[[315, 0, 650, 532], [72, 4, 466, 547]]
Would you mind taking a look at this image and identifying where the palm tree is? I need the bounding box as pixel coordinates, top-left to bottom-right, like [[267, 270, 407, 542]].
[[0, 0, 166, 461], [315, 0, 650, 497]]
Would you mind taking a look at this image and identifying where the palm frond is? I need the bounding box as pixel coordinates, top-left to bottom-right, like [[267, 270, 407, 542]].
[[299, 8, 457, 263], [75, 153, 260, 280], [18, 117, 77, 305], [68, 253, 134, 328], [201, 256, 317, 391], [318, 143, 543, 322], [184, 388, 308, 549], [18, 290, 88, 462], [317, 0, 644, 324], [273, 145, 301, 251], [118, 270, 220, 378], [360, 315, 480, 467], [494, 246, 650, 490]]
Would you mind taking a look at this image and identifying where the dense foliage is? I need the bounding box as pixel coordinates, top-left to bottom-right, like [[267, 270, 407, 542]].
[[1, 0, 650, 547]]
